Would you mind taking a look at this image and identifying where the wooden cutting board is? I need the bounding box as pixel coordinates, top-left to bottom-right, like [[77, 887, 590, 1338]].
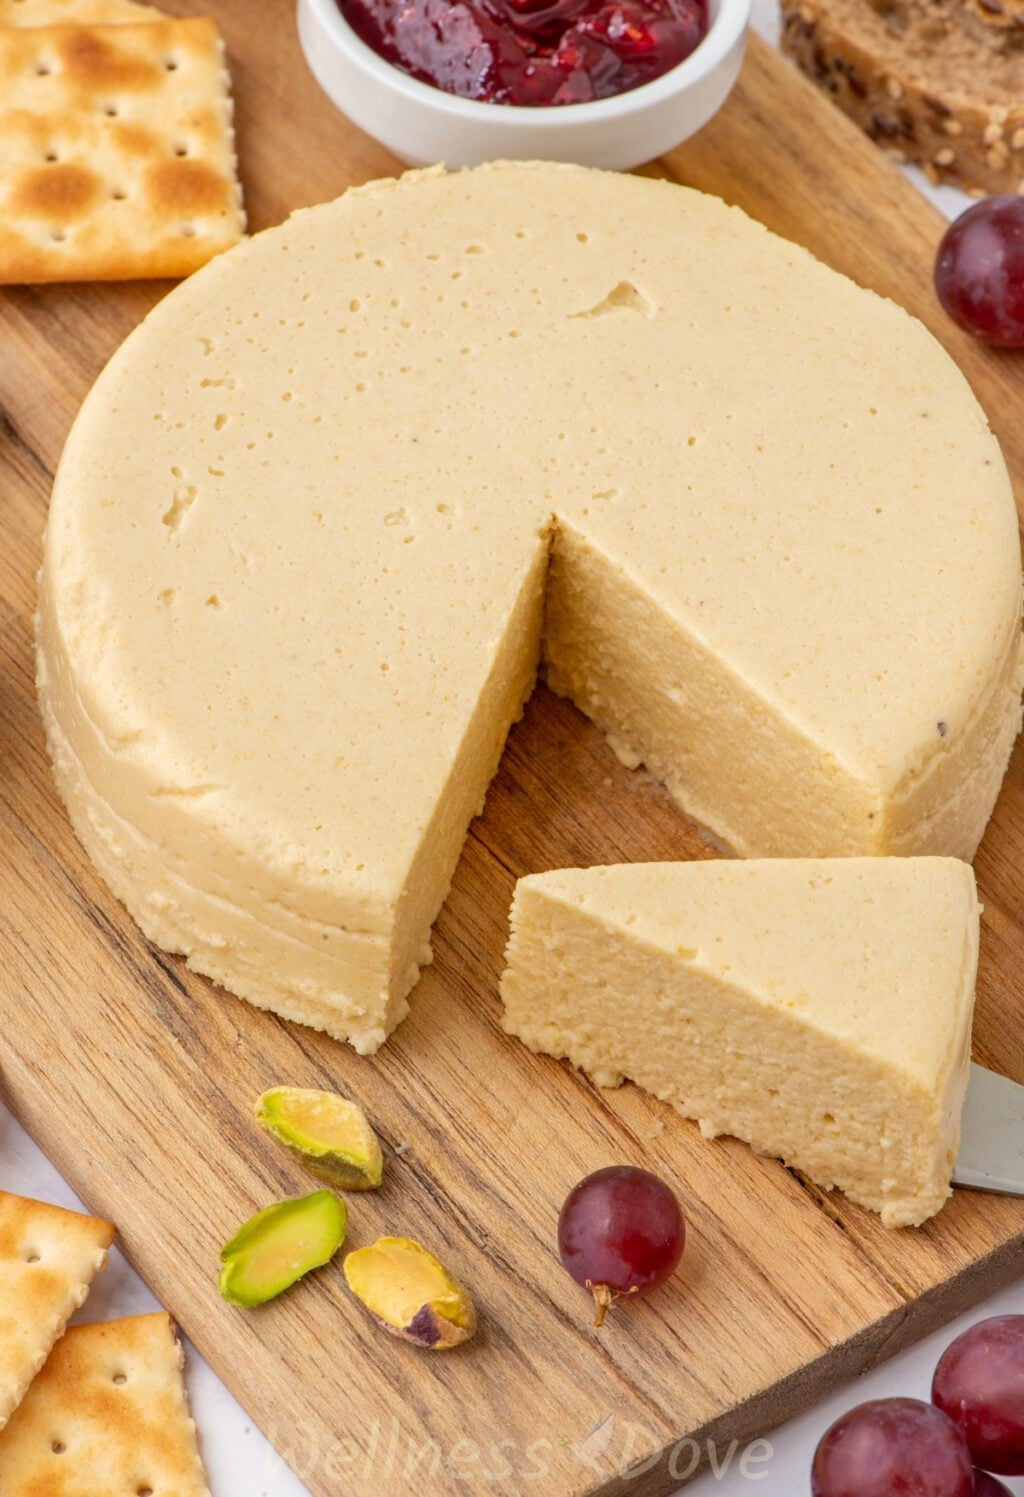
[[2, 3, 1023, 1492]]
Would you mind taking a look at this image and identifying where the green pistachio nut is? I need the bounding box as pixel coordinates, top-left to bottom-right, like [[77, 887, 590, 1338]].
[[218, 1190, 347, 1307], [255, 1087, 384, 1190]]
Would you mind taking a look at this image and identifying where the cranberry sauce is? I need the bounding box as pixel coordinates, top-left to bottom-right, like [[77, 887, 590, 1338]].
[[338, 0, 708, 106]]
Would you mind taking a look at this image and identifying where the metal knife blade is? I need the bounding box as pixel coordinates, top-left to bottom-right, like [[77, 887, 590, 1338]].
[[953, 1062, 1024, 1196]]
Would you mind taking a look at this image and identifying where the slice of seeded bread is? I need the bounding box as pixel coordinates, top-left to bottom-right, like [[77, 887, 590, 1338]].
[[780, 0, 1024, 194]]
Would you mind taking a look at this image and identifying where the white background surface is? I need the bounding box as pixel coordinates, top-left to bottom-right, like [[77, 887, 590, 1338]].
[[5, 3, 1021, 1494]]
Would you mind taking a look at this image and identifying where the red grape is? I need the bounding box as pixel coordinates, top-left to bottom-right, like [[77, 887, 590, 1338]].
[[811, 1397, 973, 1497], [973, 1472, 1012, 1497], [933, 1316, 1024, 1475], [557, 1165, 684, 1325], [935, 197, 1024, 348]]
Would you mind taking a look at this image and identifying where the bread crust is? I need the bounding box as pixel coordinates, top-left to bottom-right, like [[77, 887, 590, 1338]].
[[780, 0, 1024, 195]]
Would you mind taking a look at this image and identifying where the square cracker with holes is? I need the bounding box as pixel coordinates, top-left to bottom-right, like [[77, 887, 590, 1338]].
[[0, 1191, 114, 1431], [0, 1312, 211, 1495], [0, 16, 245, 282]]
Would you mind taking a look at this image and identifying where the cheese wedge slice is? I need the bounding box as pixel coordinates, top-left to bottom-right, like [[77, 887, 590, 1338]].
[[37, 163, 1021, 1051], [500, 858, 979, 1227]]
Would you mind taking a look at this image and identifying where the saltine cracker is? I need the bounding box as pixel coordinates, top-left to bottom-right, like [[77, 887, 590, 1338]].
[[0, 16, 245, 281], [0, 1312, 211, 1494], [0, 1191, 114, 1431]]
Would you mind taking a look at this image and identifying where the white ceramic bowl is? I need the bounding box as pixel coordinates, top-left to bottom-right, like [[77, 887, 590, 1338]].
[[297, 0, 751, 171]]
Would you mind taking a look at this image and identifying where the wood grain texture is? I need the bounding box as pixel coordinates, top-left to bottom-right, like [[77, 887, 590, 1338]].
[[1, 4, 1023, 1494]]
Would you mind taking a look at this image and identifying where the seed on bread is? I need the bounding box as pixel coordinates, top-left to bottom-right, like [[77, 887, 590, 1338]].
[[968, 0, 1024, 29]]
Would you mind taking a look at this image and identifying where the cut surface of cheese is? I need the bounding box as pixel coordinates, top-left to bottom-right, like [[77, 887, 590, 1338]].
[[37, 162, 1021, 1050], [500, 858, 980, 1227]]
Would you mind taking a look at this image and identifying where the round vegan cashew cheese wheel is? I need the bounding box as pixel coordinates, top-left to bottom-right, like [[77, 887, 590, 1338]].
[[37, 162, 1023, 1052]]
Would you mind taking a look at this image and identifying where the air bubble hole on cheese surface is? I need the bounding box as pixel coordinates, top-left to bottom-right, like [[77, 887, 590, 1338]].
[[571, 280, 654, 319], [162, 484, 197, 532]]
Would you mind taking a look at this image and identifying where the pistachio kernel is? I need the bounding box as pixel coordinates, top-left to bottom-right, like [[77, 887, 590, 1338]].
[[219, 1191, 347, 1307], [344, 1236, 477, 1350], [255, 1087, 383, 1190]]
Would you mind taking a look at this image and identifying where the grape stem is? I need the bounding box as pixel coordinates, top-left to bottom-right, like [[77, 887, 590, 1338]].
[[589, 1283, 615, 1327], [587, 1281, 638, 1328]]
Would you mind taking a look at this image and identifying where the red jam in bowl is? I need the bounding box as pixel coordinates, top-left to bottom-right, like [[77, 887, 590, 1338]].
[[336, 0, 709, 105]]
